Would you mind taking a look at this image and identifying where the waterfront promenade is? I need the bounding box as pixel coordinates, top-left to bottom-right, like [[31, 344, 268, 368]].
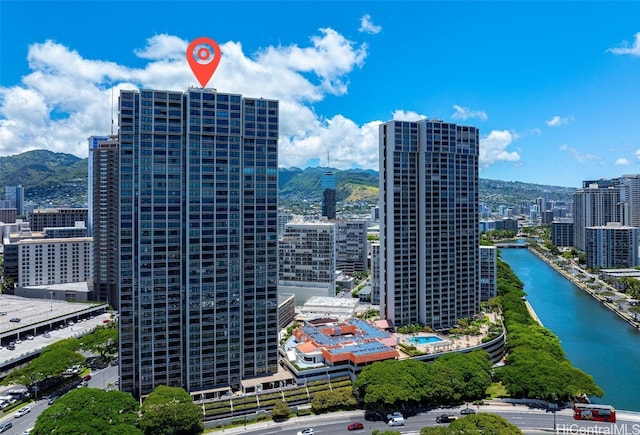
[[526, 246, 640, 331]]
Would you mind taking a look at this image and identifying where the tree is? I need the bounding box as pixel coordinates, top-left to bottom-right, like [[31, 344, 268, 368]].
[[32, 388, 140, 435], [270, 400, 290, 421], [139, 385, 203, 435], [2, 342, 85, 387], [420, 413, 524, 435], [81, 324, 119, 360], [311, 386, 357, 413]]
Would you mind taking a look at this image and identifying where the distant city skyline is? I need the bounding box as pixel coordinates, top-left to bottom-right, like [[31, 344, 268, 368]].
[[1, 1, 639, 188]]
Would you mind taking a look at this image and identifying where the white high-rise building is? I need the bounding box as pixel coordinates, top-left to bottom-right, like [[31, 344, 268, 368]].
[[117, 88, 279, 398], [278, 221, 336, 304], [573, 184, 621, 251], [379, 119, 479, 329]]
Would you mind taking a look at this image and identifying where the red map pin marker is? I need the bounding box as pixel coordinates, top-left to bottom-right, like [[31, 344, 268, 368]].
[[186, 37, 222, 88]]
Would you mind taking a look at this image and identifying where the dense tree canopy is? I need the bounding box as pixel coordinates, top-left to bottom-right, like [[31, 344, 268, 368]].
[[494, 257, 603, 401], [80, 323, 118, 360], [420, 413, 524, 435], [2, 338, 85, 387], [354, 351, 492, 412], [32, 388, 140, 435], [139, 385, 203, 435]]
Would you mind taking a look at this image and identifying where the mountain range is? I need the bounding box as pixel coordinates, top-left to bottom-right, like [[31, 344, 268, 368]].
[[0, 150, 576, 209]]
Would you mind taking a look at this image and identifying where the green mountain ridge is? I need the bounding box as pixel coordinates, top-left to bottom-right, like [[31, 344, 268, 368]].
[[0, 150, 575, 209]]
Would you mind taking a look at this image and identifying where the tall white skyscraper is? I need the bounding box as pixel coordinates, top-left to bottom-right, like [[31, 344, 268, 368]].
[[117, 88, 279, 398], [379, 119, 479, 329], [573, 184, 621, 251]]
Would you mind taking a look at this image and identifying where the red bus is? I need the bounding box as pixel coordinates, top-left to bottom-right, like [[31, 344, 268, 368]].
[[573, 403, 616, 423]]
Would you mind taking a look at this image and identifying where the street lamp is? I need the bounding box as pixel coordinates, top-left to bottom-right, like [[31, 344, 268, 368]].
[[549, 398, 558, 434], [50, 291, 54, 311]]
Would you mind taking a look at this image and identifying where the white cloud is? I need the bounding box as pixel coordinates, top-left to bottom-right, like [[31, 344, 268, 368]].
[[451, 105, 487, 121], [392, 109, 425, 122], [616, 157, 630, 166], [479, 130, 520, 168], [607, 32, 640, 57], [359, 14, 382, 34], [559, 144, 602, 164], [0, 30, 376, 167], [545, 115, 574, 127], [134, 34, 187, 60]]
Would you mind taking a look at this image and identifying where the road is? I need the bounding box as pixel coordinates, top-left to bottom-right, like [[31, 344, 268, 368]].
[[216, 404, 640, 435], [0, 365, 119, 435]]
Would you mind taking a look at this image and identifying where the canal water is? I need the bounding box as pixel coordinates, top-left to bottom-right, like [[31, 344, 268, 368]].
[[500, 247, 640, 412]]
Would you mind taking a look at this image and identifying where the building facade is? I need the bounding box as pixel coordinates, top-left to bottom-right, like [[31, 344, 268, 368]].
[[379, 119, 479, 329], [88, 135, 120, 309], [585, 223, 639, 269], [4, 185, 24, 216], [573, 184, 621, 251], [27, 208, 89, 232], [551, 218, 574, 247], [479, 246, 497, 301], [321, 169, 337, 220], [118, 88, 279, 398], [334, 219, 368, 274], [18, 237, 93, 287], [278, 221, 336, 304]]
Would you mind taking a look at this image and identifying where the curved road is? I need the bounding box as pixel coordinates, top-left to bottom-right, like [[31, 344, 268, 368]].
[[217, 404, 640, 435], [3, 384, 640, 435]]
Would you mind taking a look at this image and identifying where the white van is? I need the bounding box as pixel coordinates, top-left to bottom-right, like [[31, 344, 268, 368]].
[[388, 417, 405, 426]]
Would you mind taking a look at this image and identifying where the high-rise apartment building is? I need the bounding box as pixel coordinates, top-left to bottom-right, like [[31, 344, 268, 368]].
[[586, 223, 638, 269], [88, 135, 120, 309], [370, 241, 380, 305], [117, 88, 279, 398], [334, 219, 368, 274], [551, 218, 574, 247], [278, 221, 336, 303], [5, 185, 24, 216], [573, 184, 621, 251], [321, 169, 336, 219], [479, 246, 497, 302], [379, 119, 479, 329]]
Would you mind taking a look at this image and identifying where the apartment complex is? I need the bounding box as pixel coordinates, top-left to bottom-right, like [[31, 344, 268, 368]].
[[585, 223, 639, 269], [27, 208, 88, 231], [334, 219, 368, 274], [573, 184, 621, 251], [379, 119, 479, 329], [88, 135, 120, 309], [278, 221, 336, 303], [117, 88, 279, 398], [479, 245, 497, 302]]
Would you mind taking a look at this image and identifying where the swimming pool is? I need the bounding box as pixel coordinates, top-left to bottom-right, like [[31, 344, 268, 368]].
[[407, 335, 443, 345]]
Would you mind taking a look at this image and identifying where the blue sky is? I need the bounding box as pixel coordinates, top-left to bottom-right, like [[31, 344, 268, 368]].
[[1, 1, 639, 188]]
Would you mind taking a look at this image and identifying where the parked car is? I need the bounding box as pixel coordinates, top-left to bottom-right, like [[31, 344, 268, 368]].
[[14, 406, 31, 418], [347, 422, 364, 430], [436, 414, 458, 423], [26, 335, 34, 340], [48, 396, 58, 405], [0, 422, 13, 433], [43, 332, 51, 338], [9, 317, 20, 323], [460, 407, 476, 415], [83, 374, 92, 381]]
